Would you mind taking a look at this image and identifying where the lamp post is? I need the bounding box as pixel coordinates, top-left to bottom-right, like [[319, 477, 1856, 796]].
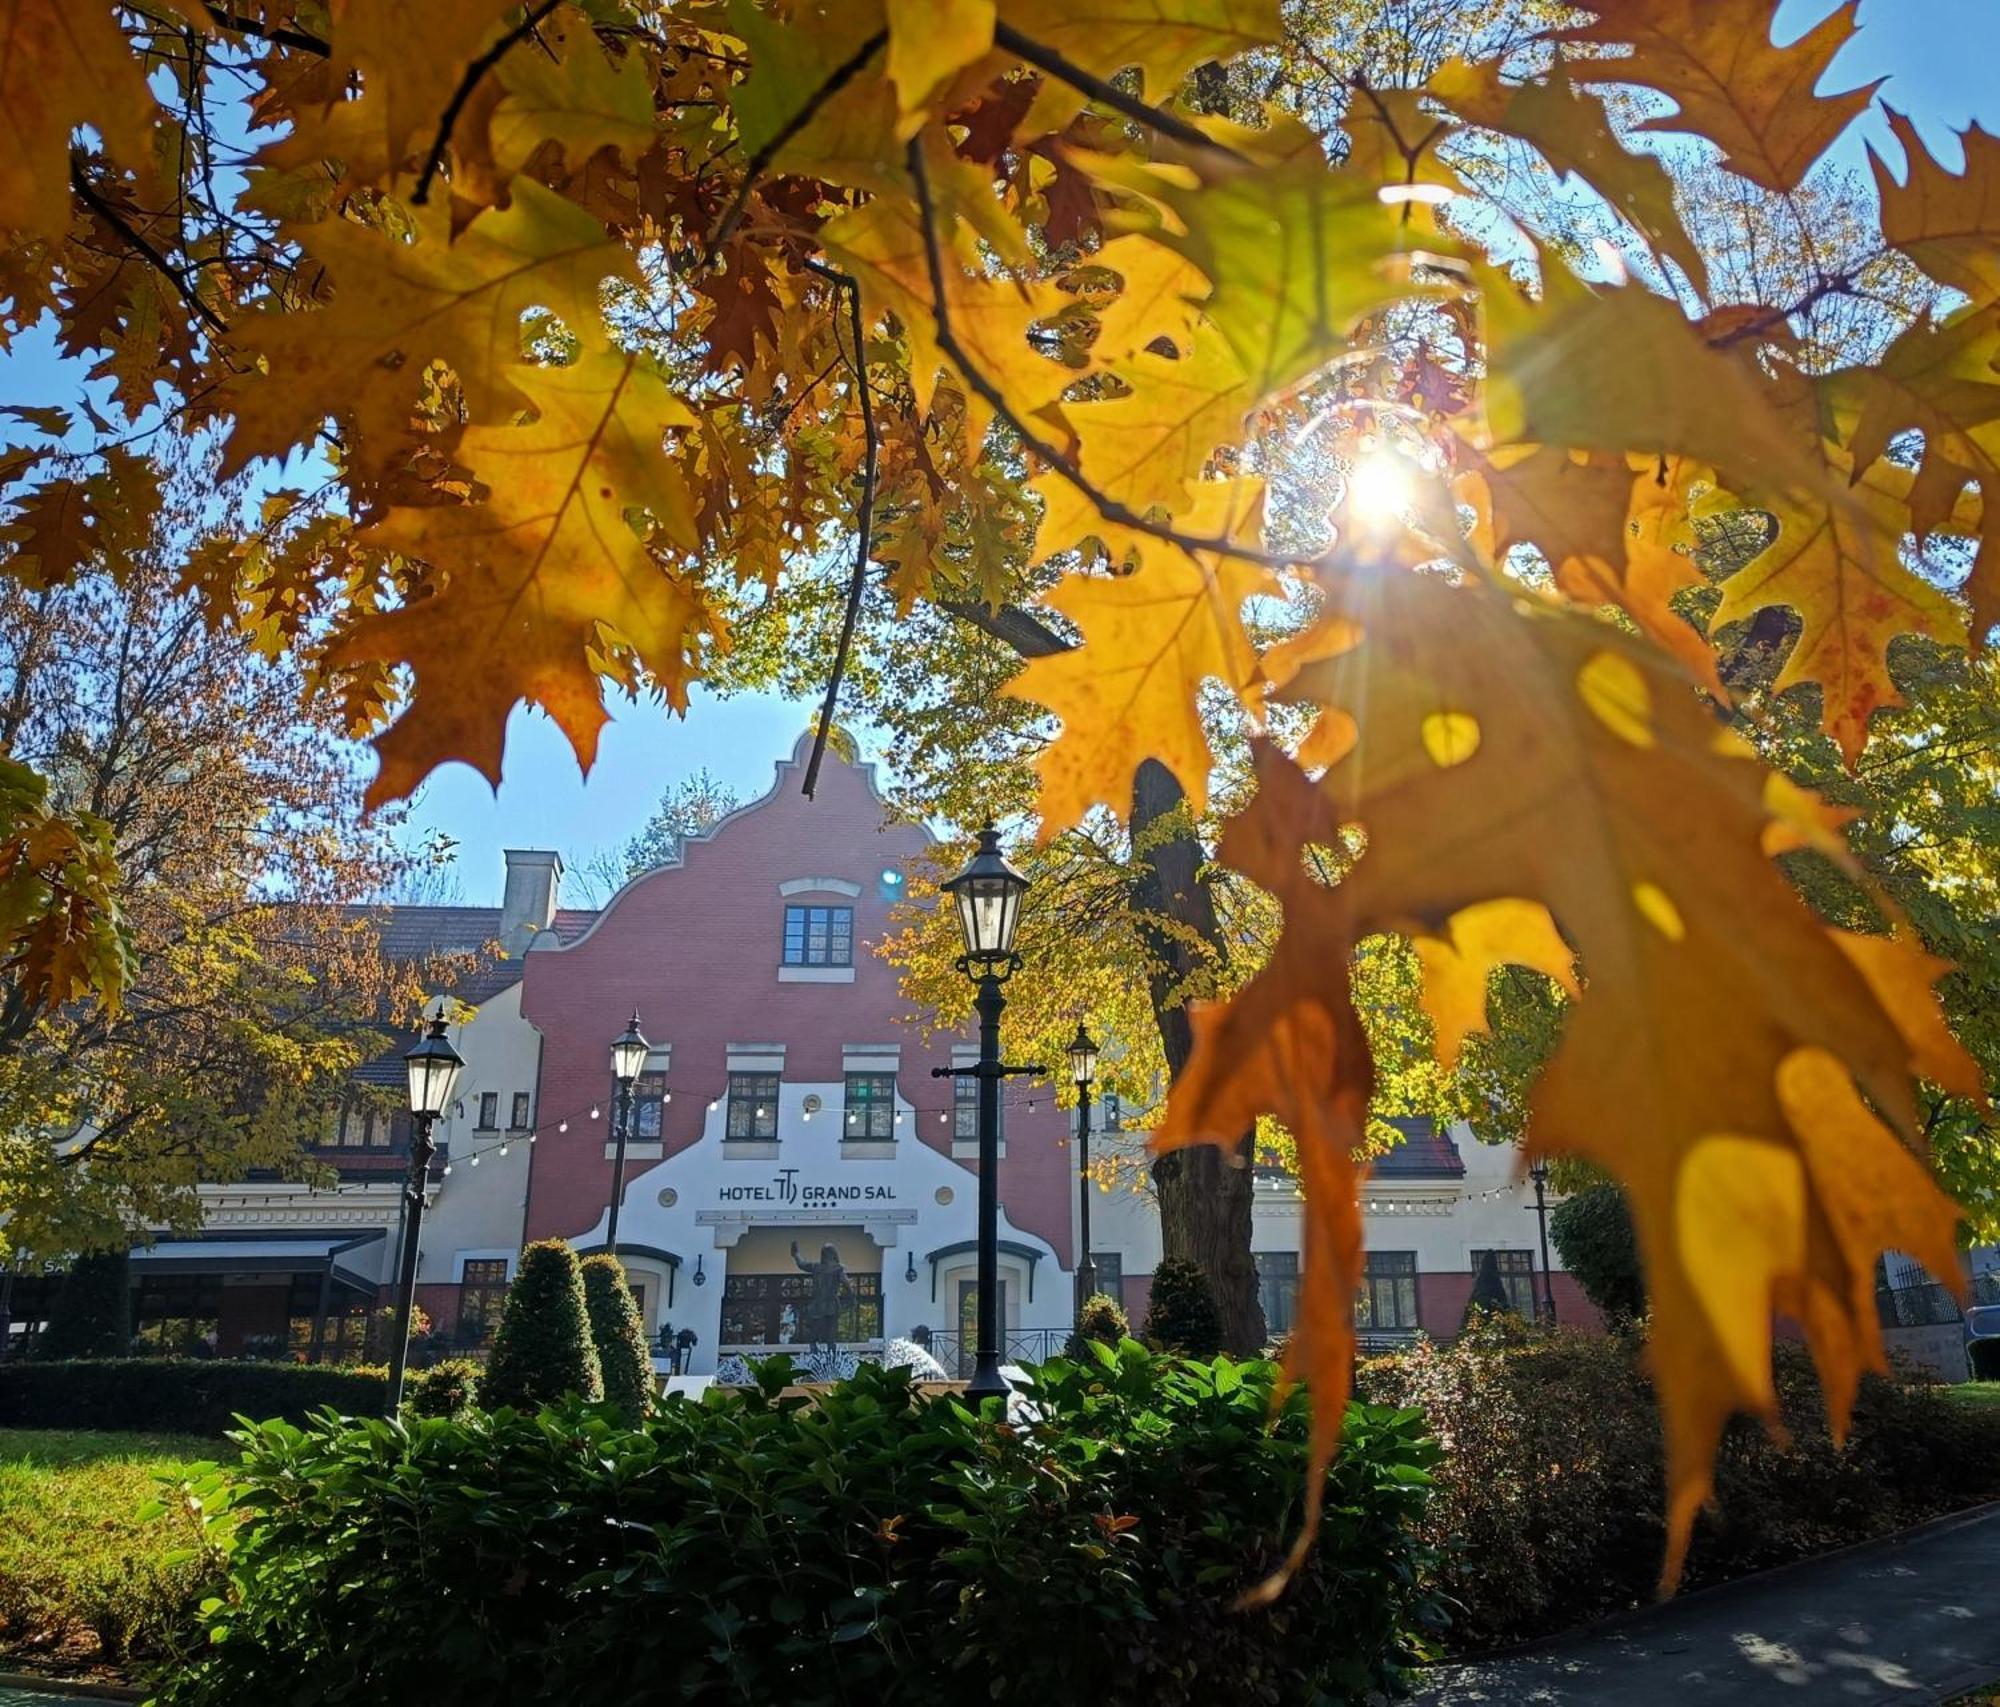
[[606, 1011, 650, 1258], [387, 1004, 464, 1415], [1528, 1157, 1558, 1325], [930, 825, 1037, 1400], [1067, 1022, 1100, 1314]]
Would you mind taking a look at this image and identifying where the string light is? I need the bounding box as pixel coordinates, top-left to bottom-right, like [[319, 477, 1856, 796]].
[[469, 1154, 480, 1167], [496, 1143, 508, 1157], [590, 1106, 600, 1120]]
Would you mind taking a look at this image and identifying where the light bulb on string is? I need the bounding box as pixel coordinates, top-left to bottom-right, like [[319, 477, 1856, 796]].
[[469, 1153, 480, 1167], [590, 1106, 600, 1120], [558, 1120, 569, 1133], [497, 1143, 509, 1157]]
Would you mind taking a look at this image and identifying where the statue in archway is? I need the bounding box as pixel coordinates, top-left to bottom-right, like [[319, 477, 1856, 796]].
[[791, 1241, 847, 1354]]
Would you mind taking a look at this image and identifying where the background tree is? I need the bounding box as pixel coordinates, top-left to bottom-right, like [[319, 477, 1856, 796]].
[[0, 442, 423, 1258], [482, 1241, 603, 1413], [1549, 1183, 1647, 1324], [1461, 1250, 1516, 1329], [567, 769, 742, 903], [579, 1254, 654, 1418]]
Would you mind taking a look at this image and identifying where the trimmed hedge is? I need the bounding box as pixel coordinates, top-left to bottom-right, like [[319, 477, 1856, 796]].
[[1142, 1256, 1223, 1355], [157, 1343, 1444, 1706], [481, 1239, 601, 1412], [0, 1360, 388, 1436], [580, 1254, 654, 1419]]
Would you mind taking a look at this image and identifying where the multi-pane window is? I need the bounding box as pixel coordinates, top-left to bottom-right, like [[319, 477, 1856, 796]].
[[1470, 1249, 1537, 1317], [1087, 1251, 1123, 1301], [459, 1259, 509, 1344], [510, 1092, 532, 1131], [844, 1073, 895, 1140], [631, 1071, 667, 1139], [476, 1092, 498, 1130], [726, 1072, 779, 1140], [782, 904, 853, 967], [954, 1072, 978, 1141], [1255, 1251, 1300, 1338], [1356, 1251, 1420, 1332]]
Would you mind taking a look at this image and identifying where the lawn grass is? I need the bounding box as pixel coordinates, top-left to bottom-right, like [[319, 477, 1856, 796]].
[[1942, 1382, 2000, 1411], [0, 1428, 225, 1680]]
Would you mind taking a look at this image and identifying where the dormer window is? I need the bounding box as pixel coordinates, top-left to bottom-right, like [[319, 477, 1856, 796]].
[[782, 903, 852, 968]]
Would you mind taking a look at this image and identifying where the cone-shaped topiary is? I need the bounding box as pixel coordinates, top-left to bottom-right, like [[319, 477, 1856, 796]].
[[35, 1250, 131, 1360], [1064, 1291, 1130, 1361], [1461, 1249, 1517, 1330], [1142, 1257, 1222, 1356], [580, 1254, 654, 1418], [480, 1240, 602, 1412]]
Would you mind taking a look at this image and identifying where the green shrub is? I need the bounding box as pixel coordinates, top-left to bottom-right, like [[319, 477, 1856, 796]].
[[1549, 1183, 1647, 1322], [1360, 1324, 2000, 1649], [158, 1344, 1443, 1707], [407, 1358, 483, 1420], [34, 1251, 131, 1361], [579, 1255, 653, 1420], [0, 1360, 388, 1436], [480, 1240, 602, 1413], [1064, 1290, 1129, 1359], [0, 1430, 223, 1668], [1142, 1256, 1222, 1356]]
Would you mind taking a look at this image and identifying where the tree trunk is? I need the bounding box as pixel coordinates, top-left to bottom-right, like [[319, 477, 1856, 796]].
[[1127, 759, 1266, 1355]]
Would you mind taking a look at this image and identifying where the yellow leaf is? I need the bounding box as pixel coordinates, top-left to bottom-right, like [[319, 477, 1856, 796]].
[[224, 182, 638, 475], [0, 0, 157, 241], [1000, 0, 1279, 101], [1560, 0, 1880, 194], [488, 14, 659, 179], [1061, 321, 1256, 514], [1872, 108, 2000, 306], [1712, 468, 1967, 764], [340, 352, 712, 804], [1008, 475, 1273, 830], [886, 0, 995, 138], [1176, 570, 1976, 1589]]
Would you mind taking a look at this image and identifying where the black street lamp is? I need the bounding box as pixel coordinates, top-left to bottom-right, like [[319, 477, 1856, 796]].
[[1528, 1157, 1558, 1325], [607, 1011, 650, 1258], [1067, 1022, 1100, 1313], [931, 825, 1037, 1400], [387, 1004, 464, 1414]]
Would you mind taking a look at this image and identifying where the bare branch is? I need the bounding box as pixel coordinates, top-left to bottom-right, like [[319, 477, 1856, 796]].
[[800, 260, 881, 798], [68, 164, 228, 337], [939, 599, 1074, 659], [992, 23, 1248, 162], [703, 28, 888, 265], [410, 0, 565, 206]]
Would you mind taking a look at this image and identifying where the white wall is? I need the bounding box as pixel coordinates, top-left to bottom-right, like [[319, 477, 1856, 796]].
[[417, 978, 542, 1289]]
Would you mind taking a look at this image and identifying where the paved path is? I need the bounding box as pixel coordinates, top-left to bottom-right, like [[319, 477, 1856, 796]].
[[1416, 1505, 2000, 1706]]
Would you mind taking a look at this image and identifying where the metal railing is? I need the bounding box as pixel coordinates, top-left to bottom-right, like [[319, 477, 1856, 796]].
[[914, 1327, 1071, 1376]]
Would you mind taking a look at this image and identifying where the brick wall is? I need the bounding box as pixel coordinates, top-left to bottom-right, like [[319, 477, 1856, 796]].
[[519, 737, 1075, 1265]]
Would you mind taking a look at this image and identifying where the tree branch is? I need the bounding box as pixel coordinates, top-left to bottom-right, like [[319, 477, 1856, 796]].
[[410, 0, 565, 206], [939, 599, 1073, 659], [992, 23, 1247, 162], [903, 137, 1309, 573], [68, 164, 228, 337], [703, 28, 888, 265], [194, 4, 332, 54], [800, 260, 880, 799]]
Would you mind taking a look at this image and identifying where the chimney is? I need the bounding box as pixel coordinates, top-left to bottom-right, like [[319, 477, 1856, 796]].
[[499, 849, 563, 953]]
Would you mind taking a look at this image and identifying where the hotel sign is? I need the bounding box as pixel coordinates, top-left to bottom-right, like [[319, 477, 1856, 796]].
[[716, 1167, 898, 1208]]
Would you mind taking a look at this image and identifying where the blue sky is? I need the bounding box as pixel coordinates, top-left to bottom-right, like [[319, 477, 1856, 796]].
[[5, 1, 1998, 903]]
